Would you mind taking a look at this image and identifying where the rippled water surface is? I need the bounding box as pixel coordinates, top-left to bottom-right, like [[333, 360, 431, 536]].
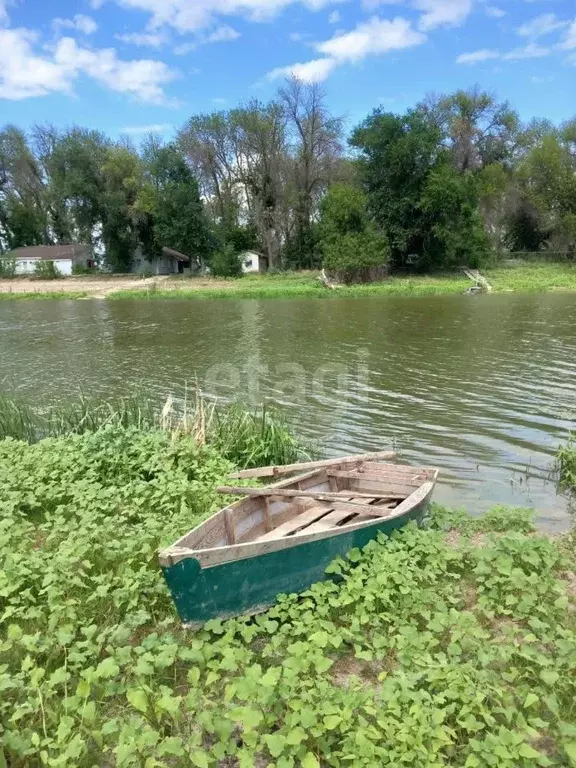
[[1, 293, 575, 529]]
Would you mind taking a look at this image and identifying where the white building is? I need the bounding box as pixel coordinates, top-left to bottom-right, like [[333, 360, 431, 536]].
[[8, 244, 92, 276], [240, 250, 268, 274]]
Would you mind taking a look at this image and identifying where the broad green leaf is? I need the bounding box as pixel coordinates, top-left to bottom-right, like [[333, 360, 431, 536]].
[[301, 753, 320, 768], [126, 688, 148, 714], [264, 733, 286, 758], [524, 693, 539, 708], [518, 744, 542, 759]]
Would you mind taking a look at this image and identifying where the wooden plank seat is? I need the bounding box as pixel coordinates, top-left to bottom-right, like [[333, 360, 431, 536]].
[[254, 492, 398, 542]]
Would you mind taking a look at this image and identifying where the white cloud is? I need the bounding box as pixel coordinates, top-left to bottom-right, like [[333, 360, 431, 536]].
[[212, 97, 227, 104], [0, 27, 176, 103], [103, 0, 345, 34], [116, 31, 168, 47], [517, 13, 567, 38], [172, 24, 240, 54], [504, 42, 550, 59], [456, 47, 500, 63], [484, 5, 505, 18], [558, 18, 576, 50], [52, 14, 99, 35], [268, 15, 424, 82], [328, 10, 340, 22], [0, 0, 8, 25], [205, 25, 240, 42], [316, 16, 425, 61], [122, 122, 173, 134], [0, 28, 72, 99], [416, 0, 472, 31], [267, 57, 338, 82], [530, 75, 553, 83]]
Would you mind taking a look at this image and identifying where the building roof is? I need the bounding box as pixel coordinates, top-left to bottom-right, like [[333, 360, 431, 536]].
[[9, 244, 91, 261], [162, 246, 190, 264]]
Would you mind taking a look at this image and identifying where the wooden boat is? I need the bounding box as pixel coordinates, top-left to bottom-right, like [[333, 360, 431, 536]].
[[159, 451, 438, 627]]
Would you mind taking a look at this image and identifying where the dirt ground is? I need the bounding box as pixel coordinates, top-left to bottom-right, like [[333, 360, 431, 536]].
[[0, 275, 165, 296]]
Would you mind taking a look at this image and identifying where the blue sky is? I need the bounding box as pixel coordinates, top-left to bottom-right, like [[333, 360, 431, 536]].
[[1, 0, 575, 140]]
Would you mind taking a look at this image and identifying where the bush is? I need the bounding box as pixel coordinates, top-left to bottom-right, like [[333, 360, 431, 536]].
[[211, 243, 243, 277], [33, 259, 61, 279], [0, 255, 17, 278], [323, 230, 389, 284], [71, 263, 98, 275]]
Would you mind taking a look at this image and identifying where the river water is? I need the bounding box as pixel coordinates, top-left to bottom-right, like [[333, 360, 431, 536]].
[[1, 293, 575, 529]]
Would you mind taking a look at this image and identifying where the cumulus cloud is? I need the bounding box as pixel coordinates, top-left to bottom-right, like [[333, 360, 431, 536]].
[[416, 0, 472, 31], [316, 16, 425, 60], [172, 25, 241, 54], [0, 0, 9, 24], [504, 42, 550, 59], [103, 0, 345, 33], [115, 31, 168, 47], [558, 18, 576, 50], [517, 13, 568, 39], [53, 14, 99, 35], [0, 27, 176, 103], [268, 16, 425, 82], [267, 57, 338, 82], [456, 48, 500, 64], [328, 10, 340, 23]]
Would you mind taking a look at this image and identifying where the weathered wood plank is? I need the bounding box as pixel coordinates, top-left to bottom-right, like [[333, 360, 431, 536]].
[[228, 450, 397, 479], [256, 505, 332, 542], [216, 486, 403, 503]]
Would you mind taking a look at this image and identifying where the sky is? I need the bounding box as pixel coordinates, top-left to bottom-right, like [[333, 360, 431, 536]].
[[0, 0, 575, 140]]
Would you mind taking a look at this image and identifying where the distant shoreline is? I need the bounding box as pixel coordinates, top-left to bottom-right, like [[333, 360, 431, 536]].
[[1, 263, 575, 301]]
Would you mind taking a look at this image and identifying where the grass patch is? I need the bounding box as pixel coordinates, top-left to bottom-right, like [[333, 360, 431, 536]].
[[0, 392, 312, 469], [557, 436, 576, 497], [0, 290, 87, 300], [108, 263, 576, 300]]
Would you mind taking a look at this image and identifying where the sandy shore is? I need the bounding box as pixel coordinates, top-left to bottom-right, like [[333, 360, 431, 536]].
[[0, 276, 165, 296]]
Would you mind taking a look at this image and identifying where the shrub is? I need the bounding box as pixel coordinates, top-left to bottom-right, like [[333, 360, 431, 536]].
[[33, 259, 61, 279], [0, 255, 17, 278], [211, 243, 243, 277], [72, 263, 98, 275], [323, 230, 390, 283]]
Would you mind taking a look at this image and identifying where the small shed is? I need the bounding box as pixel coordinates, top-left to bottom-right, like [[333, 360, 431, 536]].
[[8, 244, 92, 276], [130, 247, 194, 275], [240, 250, 268, 274]]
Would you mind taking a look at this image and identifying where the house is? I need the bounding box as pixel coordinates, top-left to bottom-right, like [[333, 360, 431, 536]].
[[240, 250, 268, 274], [8, 244, 93, 276], [130, 247, 195, 275]]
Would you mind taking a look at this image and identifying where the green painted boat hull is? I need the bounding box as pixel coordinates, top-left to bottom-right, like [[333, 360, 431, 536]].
[[162, 497, 429, 626]]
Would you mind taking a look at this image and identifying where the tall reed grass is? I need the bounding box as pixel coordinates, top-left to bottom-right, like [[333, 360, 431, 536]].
[[0, 391, 313, 469]]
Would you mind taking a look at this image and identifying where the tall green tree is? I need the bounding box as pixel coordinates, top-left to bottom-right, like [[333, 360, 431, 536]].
[[350, 109, 442, 268], [142, 143, 214, 267]]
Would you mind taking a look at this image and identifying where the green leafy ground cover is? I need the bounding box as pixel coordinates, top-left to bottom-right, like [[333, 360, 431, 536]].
[[1, 425, 576, 766]]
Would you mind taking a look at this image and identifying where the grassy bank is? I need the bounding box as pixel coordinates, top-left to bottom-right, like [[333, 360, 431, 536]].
[[110, 263, 576, 300]]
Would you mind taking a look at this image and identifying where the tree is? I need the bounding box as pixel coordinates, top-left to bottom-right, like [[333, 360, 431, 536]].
[[142, 143, 214, 267], [211, 243, 242, 277], [100, 146, 142, 272], [350, 109, 442, 268], [318, 183, 389, 282], [279, 78, 343, 269], [419, 164, 489, 269], [421, 86, 520, 171]]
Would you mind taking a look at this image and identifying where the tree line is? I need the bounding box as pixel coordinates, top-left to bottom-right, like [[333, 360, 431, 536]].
[[1, 82, 575, 278]]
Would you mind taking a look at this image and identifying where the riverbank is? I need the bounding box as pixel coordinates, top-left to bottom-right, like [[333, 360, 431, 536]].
[[2, 430, 575, 766], [1, 263, 575, 300], [1, 399, 575, 766]]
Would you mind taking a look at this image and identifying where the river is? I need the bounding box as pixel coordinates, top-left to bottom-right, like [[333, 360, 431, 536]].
[[1, 293, 575, 529]]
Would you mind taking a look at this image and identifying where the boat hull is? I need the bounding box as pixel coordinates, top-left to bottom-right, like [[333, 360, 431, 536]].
[[161, 493, 430, 627]]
